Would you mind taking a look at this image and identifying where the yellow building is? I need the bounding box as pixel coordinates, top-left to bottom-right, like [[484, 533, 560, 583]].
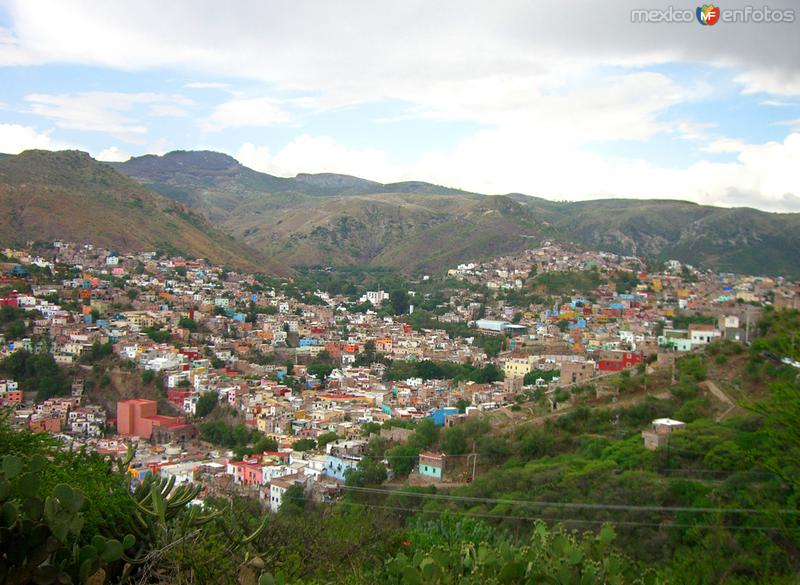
[[504, 357, 533, 379]]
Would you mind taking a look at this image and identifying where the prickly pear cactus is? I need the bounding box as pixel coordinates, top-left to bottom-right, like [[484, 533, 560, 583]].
[[0, 454, 134, 584]]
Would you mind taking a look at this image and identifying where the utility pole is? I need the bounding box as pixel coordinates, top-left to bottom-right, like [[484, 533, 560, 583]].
[[745, 306, 751, 345], [468, 439, 478, 483]]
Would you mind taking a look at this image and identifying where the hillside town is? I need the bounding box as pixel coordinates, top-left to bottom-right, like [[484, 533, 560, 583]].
[[1, 239, 796, 511]]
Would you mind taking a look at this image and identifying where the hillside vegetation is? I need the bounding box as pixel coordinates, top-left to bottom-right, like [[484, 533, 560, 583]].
[[3, 310, 799, 584], [0, 150, 290, 275], [115, 151, 550, 272], [112, 150, 800, 276]]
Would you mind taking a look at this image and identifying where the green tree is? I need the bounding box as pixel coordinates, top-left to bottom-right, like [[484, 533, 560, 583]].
[[307, 361, 334, 381], [441, 426, 468, 455], [317, 432, 339, 451], [386, 444, 420, 477], [292, 438, 317, 452], [252, 436, 279, 453], [178, 316, 198, 332], [195, 391, 219, 418], [361, 422, 381, 436], [410, 418, 440, 450], [390, 289, 410, 315], [1, 350, 67, 400], [280, 485, 306, 513], [4, 319, 26, 339], [344, 458, 388, 487]]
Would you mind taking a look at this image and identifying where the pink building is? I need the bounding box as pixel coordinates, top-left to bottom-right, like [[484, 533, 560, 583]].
[[117, 399, 192, 441], [117, 399, 158, 438]]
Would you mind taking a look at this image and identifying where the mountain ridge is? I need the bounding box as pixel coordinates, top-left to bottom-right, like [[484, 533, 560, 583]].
[[111, 150, 800, 276], [0, 150, 291, 275], [5, 149, 799, 277]]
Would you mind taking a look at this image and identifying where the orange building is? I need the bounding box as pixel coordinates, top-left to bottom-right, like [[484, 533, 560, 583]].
[[0, 390, 23, 406], [117, 399, 192, 441], [29, 416, 61, 433], [117, 399, 157, 438]]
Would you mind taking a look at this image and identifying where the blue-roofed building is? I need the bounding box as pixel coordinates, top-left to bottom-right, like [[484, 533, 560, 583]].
[[7, 266, 30, 278], [429, 407, 459, 427]]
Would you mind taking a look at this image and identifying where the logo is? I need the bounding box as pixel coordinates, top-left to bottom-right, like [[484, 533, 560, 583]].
[[697, 4, 721, 25]]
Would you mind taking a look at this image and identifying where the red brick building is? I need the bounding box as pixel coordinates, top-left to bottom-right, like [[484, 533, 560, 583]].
[[596, 351, 643, 372]]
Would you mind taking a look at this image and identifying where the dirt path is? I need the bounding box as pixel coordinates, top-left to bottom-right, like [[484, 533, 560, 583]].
[[699, 380, 737, 421]]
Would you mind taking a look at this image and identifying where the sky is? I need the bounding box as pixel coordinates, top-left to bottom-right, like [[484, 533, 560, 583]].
[[0, 0, 799, 211]]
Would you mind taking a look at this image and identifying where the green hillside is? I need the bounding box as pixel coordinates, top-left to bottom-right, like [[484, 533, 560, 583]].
[[0, 150, 290, 275], [111, 150, 800, 277], [115, 151, 552, 272], [531, 198, 800, 276]]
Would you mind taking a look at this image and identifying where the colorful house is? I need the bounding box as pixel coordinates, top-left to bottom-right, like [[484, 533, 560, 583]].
[[596, 351, 643, 372], [419, 452, 445, 480], [429, 407, 459, 427]]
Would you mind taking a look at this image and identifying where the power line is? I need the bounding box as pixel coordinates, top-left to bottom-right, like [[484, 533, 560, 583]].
[[341, 485, 800, 516], [658, 467, 780, 478], [280, 494, 784, 532]]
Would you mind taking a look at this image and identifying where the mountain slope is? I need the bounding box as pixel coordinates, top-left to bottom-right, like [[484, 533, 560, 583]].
[[0, 150, 290, 275], [114, 151, 548, 271], [513, 198, 800, 276], [227, 191, 548, 271], [114, 150, 800, 276]]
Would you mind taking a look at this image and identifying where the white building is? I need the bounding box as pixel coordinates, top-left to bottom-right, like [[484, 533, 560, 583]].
[[689, 326, 722, 346], [360, 290, 387, 306], [268, 473, 306, 513]]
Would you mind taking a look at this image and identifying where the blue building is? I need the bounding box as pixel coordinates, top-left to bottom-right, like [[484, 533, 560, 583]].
[[419, 452, 445, 480], [429, 407, 459, 427], [8, 266, 30, 278], [323, 454, 361, 481]]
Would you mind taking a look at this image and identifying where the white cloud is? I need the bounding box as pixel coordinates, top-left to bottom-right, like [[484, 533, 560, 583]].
[[760, 99, 800, 107], [674, 120, 716, 142], [775, 118, 800, 132], [735, 70, 800, 97], [23, 91, 193, 143], [146, 138, 171, 156], [96, 146, 130, 162], [237, 135, 392, 179], [440, 131, 800, 211], [701, 138, 749, 153], [0, 123, 69, 153], [184, 82, 230, 89], [237, 130, 800, 212], [2, 1, 799, 211], [2, 0, 799, 98], [202, 97, 292, 131], [148, 104, 189, 117]]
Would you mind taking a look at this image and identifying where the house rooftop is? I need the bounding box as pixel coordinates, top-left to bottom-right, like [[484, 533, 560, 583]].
[[652, 418, 686, 427]]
